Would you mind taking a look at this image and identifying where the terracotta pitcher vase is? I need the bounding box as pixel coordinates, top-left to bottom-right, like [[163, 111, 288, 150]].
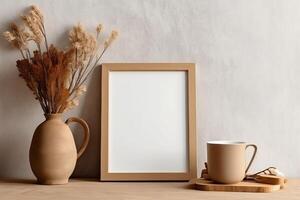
[[29, 114, 90, 185]]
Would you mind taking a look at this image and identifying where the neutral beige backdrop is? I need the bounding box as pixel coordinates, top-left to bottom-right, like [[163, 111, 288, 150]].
[[0, 0, 299, 178]]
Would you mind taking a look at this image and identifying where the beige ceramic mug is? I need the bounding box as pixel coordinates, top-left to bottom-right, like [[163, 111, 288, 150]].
[[207, 141, 257, 184]]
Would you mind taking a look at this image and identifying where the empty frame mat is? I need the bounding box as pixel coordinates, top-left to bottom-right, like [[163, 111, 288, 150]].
[[101, 63, 196, 181]]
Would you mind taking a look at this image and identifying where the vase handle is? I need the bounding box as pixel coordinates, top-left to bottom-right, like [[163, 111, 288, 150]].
[[66, 117, 90, 159]]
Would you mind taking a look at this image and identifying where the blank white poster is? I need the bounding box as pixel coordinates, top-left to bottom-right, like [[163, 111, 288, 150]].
[[108, 71, 188, 173]]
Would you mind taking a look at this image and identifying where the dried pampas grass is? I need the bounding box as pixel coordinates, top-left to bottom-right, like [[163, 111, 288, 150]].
[[3, 5, 118, 114]]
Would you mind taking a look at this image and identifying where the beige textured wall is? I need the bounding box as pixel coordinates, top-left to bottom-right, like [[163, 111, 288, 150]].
[[0, 0, 300, 178]]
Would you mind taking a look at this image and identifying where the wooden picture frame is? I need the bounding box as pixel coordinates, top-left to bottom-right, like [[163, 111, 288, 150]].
[[100, 63, 196, 181]]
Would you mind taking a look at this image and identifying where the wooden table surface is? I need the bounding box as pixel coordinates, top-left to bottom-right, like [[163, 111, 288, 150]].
[[0, 179, 299, 200]]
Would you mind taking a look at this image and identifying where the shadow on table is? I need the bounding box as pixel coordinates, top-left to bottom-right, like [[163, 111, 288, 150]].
[[0, 178, 100, 185], [0, 179, 37, 185]]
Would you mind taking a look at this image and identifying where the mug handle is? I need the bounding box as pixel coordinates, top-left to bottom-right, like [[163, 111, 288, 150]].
[[66, 117, 90, 159], [245, 144, 257, 173]]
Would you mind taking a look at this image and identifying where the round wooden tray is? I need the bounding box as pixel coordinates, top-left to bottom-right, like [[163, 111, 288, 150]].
[[193, 178, 281, 193]]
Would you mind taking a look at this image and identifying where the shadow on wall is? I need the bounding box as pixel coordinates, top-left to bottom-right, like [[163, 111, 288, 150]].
[[0, 14, 39, 177], [0, 70, 40, 178], [71, 66, 101, 178]]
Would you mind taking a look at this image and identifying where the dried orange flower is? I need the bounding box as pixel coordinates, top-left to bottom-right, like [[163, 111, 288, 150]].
[[3, 23, 30, 51], [31, 5, 43, 21], [96, 24, 103, 35], [69, 24, 97, 61], [104, 30, 118, 48], [21, 12, 43, 44]]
